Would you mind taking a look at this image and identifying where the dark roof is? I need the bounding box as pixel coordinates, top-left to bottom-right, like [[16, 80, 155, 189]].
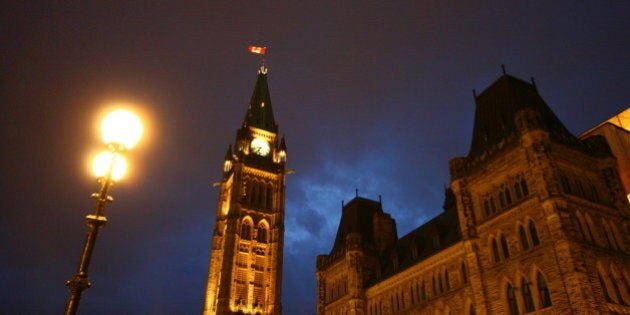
[[468, 74, 576, 158], [330, 197, 384, 255], [242, 67, 277, 132]]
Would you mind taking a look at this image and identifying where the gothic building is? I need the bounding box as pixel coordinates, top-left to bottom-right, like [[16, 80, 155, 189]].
[[316, 74, 630, 314], [203, 66, 287, 315]]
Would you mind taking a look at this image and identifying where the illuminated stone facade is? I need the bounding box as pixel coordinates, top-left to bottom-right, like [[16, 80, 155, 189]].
[[203, 67, 287, 315], [317, 74, 630, 315]]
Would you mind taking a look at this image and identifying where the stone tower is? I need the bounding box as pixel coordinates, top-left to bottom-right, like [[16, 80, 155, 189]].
[[203, 66, 287, 315]]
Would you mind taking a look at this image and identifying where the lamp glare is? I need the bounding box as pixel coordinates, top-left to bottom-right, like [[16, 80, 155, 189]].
[[92, 151, 127, 181], [101, 109, 143, 149]]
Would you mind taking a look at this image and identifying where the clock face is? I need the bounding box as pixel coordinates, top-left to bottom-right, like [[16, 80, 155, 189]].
[[250, 138, 270, 156]]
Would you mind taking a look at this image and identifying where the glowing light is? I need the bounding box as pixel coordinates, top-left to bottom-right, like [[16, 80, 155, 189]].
[[92, 151, 127, 181], [101, 109, 143, 149]]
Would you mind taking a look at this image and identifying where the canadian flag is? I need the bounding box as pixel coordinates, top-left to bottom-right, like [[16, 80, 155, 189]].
[[248, 46, 267, 55]]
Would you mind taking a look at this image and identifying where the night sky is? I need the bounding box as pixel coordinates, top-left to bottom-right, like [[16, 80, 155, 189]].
[[2, 2, 628, 314]]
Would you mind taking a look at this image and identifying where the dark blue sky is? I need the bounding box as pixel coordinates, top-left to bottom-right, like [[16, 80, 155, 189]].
[[2, 1, 628, 314]]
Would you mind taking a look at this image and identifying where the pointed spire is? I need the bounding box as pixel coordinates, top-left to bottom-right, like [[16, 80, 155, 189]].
[[242, 67, 276, 132]]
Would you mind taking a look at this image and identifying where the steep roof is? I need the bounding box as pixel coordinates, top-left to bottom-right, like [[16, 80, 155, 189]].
[[468, 74, 576, 158], [242, 67, 277, 132], [330, 197, 384, 255]]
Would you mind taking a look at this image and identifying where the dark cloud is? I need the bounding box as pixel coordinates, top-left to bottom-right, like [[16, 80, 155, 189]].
[[2, 1, 628, 314]]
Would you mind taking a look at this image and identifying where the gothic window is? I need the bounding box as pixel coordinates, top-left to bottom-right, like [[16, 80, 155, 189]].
[[599, 271, 612, 302], [584, 214, 598, 246], [575, 179, 586, 197], [438, 272, 444, 293], [521, 179, 529, 196], [492, 238, 501, 262], [522, 278, 535, 312], [507, 283, 520, 315], [445, 269, 450, 291], [490, 197, 496, 213], [420, 280, 426, 300], [519, 225, 530, 250], [256, 225, 267, 243], [257, 182, 265, 206], [267, 183, 273, 208], [240, 221, 252, 240], [432, 275, 437, 296], [537, 272, 552, 308], [505, 188, 512, 204], [484, 200, 491, 217], [500, 235, 510, 258], [529, 221, 540, 246], [560, 174, 572, 194], [469, 304, 476, 315], [410, 284, 415, 304], [461, 262, 469, 284], [610, 274, 626, 305], [514, 182, 523, 199], [499, 191, 506, 208]]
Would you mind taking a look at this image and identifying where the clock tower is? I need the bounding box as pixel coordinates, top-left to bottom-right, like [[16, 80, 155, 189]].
[[203, 66, 287, 315]]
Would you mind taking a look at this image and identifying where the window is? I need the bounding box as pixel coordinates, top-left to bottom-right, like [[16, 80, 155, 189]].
[[461, 262, 469, 284], [598, 271, 612, 302], [507, 283, 520, 315], [514, 182, 522, 199], [241, 221, 252, 240], [522, 278, 535, 312], [499, 191, 506, 208], [537, 272, 552, 308], [256, 225, 267, 243], [519, 225, 530, 250], [529, 221, 540, 246], [432, 275, 437, 296], [492, 239, 501, 262], [420, 280, 426, 300], [505, 189, 512, 204], [501, 235, 510, 258], [560, 174, 572, 194], [469, 304, 476, 315], [521, 179, 529, 196]]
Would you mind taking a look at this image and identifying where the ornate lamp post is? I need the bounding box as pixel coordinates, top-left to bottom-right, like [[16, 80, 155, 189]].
[[64, 109, 143, 315]]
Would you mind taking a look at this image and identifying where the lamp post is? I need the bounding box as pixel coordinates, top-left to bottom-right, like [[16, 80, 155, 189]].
[[64, 109, 143, 315]]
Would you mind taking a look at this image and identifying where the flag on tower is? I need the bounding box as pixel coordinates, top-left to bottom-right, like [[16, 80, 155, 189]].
[[248, 46, 267, 55]]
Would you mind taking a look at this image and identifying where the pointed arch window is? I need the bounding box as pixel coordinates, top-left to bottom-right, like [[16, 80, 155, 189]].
[[267, 183, 274, 208], [519, 225, 530, 250], [445, 270, 450, 291], [500, 235, 510, 258], [420, 280, 426, 300], [529, 221, 540, 246], [521, 179, 529, 196], [560, 174, 572, 194], [537, 272, 552, 308], [507, 283, 520, 315], [492, 239, 501, 262], [241, 221, 252, 240], [461, 262, 469, 284], [522, 278, 535, 312], [514, 182, 523, 199], [256, 225, 267, 243], [499, 191, 506, 208], [505, 188, 512, 204]]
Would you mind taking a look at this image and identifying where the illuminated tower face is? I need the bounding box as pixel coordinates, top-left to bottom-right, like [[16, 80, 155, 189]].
[[204, 66, 287, 315]]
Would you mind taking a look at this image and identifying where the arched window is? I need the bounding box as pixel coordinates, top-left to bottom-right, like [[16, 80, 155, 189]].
[[469, 304, 476, 315], [522, 278, 535, 312], [461, 262, 469, 284], [537, 272, 552, 308], [432, 275, 437, 296], [484, 200, 491, 217], [521, 179, 529, 196], [420, 280, 426, 300], [445, 270, 450, 291], [519, 225, 530, 250], [598, 271, 612, 302], [507, 283, 520, 315], [505, 188, 512, 204], [241, 221, 252, 240], [256, 225, 267, 243], [529, 221, 540, 246], [267, 183, 274, 208], [501, 235, 510, 258], [514, 182, 523, 199], [560, 174, 572, 194], [499, 191, 506, 208], [492, 239, 501, 262]]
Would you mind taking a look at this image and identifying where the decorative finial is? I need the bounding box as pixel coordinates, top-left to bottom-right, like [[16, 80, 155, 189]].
[[530, 77, 537, 91], [259, 65, 268, 74], [501, 64, 507, 75]]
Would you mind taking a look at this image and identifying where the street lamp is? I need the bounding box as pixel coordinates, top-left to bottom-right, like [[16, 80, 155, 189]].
[[64, 109, 143, 315]]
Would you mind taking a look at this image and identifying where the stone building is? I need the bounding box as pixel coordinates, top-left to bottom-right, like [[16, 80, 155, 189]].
[[316, 74, 630, 314], [203, 66, 287, 315]]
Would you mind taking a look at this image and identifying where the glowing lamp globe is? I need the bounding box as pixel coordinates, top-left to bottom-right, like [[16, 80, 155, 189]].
[[101, 109, 143, 149], [92, 151, 127, 181]]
